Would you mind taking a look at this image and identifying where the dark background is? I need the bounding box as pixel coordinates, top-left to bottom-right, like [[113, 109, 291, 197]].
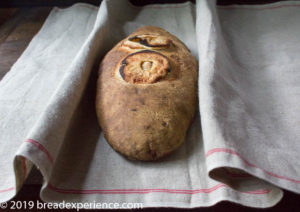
[[0, 0, 298, 211], [0, 0, 291, 7]]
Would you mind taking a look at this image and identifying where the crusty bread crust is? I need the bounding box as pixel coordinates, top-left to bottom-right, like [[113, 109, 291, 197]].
[[96, 26, 198, 161]]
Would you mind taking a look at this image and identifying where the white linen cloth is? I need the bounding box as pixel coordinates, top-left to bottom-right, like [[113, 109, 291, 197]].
[[0, 0, 299, 208], [198, 0, 300, 193]]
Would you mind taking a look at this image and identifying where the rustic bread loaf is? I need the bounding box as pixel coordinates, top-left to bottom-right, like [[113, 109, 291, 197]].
[[96, 26, 198, 161]]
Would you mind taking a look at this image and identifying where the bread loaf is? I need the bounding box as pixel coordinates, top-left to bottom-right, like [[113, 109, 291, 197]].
[[96, 26, 198, 161]]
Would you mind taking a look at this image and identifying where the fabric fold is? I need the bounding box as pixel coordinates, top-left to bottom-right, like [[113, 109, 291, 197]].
[[197, 0, 300, 194], [0, 3, 101, 201]]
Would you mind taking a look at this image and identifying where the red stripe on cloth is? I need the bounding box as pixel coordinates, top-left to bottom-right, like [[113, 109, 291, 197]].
[[206, 148, 300, 183], [218, 4, 300, 10], [25, 138, 54, 164], [47, 183, 271, 195], [0, 187, 15, 193]]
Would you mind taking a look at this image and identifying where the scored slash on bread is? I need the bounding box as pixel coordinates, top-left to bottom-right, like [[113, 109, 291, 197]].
[[124, 34, 172, 49], [119, 50, 170, 84]]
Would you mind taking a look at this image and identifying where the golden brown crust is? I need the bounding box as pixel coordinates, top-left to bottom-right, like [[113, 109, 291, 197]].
[[96, 26, 198, 161]]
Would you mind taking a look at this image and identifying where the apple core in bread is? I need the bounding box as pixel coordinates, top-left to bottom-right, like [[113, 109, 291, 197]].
[[120, 50, 170, 84]]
